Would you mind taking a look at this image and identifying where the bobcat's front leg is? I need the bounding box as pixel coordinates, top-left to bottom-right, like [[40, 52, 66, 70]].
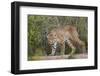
[[50, 41, 57, 56]]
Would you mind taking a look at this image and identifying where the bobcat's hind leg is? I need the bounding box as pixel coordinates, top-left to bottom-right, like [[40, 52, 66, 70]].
[[66, 39, 76, 58], [61, 42, 65, 56], [76, 38, 86, 53]]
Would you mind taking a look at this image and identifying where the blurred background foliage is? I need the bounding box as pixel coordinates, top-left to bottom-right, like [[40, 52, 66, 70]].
[[28, 15, 88, 60]]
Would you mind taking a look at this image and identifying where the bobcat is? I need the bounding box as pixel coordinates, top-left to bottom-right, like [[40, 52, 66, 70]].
[[47, 25, 86, 57]]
